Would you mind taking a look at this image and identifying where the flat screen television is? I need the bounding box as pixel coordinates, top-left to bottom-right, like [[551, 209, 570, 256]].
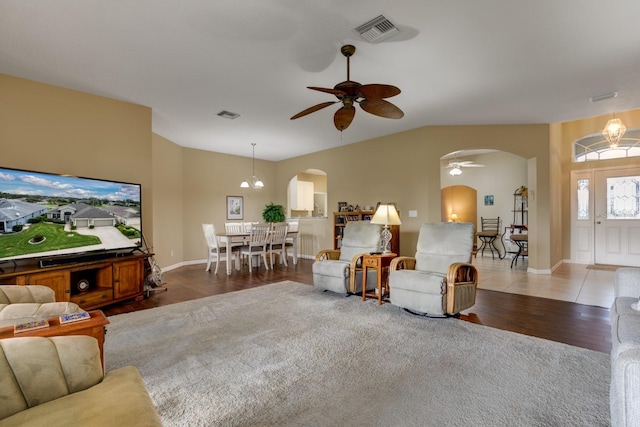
[[0, 166, 142, 266]]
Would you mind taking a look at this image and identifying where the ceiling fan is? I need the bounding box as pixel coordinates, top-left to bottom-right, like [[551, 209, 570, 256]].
[[290, 44, 404, 131], [443, 160, 485, 176]]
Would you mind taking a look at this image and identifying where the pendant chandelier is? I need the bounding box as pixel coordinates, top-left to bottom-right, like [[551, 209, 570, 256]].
[[603, 114, 626, 148], [240, 143, 264, 189]]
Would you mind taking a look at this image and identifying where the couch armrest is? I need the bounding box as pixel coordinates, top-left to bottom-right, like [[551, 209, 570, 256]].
[[615, 268, 640, 298], [315, 249, 341, 261], [390, 256, 416, 272], [611, 348, 640, 427], [446, 262, 478, 315]]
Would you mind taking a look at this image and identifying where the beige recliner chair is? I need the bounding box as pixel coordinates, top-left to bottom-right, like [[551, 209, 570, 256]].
[[312, 221, 382, 294], [389, 222, 478, 316], [0, 335, 161, 426], [0, 285, 85, 328]]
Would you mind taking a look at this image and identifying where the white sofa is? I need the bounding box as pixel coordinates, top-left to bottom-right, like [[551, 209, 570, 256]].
[[610, 267, 640, 427]]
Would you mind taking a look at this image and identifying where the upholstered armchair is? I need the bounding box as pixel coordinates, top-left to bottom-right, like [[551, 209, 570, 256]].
[[312, 221, 382, 294], [0, 285, 85, 328], [0, 335, 161, 426], [388, 222, 478, 316]]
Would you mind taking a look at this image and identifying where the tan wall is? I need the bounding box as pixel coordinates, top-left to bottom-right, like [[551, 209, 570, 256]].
[[151, 133, 183, 266], [276, 124, 552, 270], [0, 73, 153, 247], [177, 147, 278, 264]]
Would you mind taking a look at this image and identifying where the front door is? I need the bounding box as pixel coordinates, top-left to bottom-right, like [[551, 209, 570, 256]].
[[594, 168, 640, 266]]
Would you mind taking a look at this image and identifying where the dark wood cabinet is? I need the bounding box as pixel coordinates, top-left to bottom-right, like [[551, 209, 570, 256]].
[[0, 254, 148, 310]]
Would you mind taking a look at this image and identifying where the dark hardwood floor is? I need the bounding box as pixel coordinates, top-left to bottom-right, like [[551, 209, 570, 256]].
[[102, 258, 612, 353]]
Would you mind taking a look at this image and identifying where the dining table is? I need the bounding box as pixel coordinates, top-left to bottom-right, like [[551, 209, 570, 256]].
[[217, 230, 298, 275]]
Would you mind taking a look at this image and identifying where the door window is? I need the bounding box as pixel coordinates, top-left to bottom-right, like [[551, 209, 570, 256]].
[[607, 176, 640, 219]]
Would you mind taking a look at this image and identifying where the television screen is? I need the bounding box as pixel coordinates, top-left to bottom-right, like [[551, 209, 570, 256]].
[[0, 166, 142, 265]]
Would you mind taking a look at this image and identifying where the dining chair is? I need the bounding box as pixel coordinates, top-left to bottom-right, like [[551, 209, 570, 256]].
[[285, 219, 299, 265], [239, 223, 271, 273], [225, 222, 244, 234], [202, 223, 240, 274], [268, 222, 289, 269], [242, 222, 257, 233]]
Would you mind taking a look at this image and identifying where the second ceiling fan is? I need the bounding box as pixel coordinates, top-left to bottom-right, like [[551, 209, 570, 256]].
[[290, 44, 404, 131]]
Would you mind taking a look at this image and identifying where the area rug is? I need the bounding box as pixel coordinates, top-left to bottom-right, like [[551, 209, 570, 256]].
[[587, 264, 620, 271], [105, 281, 610, 426]]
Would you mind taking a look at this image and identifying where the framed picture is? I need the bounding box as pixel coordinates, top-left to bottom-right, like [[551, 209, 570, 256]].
[[484, 195, 494, 206], [227, 196, 243, 220], [338, 201, 348, 212]]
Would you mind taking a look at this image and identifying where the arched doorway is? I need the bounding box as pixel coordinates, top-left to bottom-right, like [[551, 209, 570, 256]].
[[287, 169, 327, 218]]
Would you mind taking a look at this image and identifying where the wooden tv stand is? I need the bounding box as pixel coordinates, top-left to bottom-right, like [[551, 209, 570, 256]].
[[0, 253, 149, 310]]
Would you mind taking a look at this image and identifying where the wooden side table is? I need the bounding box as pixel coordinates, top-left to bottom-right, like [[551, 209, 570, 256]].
[[0, 310, 110, 369], [362, 253, 397, 305]]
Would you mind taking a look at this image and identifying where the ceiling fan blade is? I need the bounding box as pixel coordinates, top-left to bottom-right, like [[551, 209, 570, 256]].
[[359, 84, 401, 99], [463, 164, 486, 168], [360, 99, 404, 119], [334, 106, 355, 131], [290, 101, 337, 120], [308, 86, 347, 96]]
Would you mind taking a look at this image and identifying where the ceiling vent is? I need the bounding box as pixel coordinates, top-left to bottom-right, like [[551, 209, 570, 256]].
[[589, 92, 618, 103], [217, 110, 240, 120], [354, 15, 399, 43]]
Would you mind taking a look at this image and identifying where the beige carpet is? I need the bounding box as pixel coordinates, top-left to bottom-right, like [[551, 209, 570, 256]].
[[105, 281, 610, 426]]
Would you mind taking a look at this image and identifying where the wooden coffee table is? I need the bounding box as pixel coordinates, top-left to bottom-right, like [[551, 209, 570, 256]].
[[0, 310, 110, 369]]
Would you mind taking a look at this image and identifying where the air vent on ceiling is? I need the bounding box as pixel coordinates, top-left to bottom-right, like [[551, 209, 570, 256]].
[[589, 92, 618, 103], [217, 110, 240, 120], [354, 15, 399, 43]]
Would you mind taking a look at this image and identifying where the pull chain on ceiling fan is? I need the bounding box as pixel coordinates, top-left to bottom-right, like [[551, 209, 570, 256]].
[[290, 44, 404, 131]]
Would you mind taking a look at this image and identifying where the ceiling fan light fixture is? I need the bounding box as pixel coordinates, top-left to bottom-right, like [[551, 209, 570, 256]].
[[449, 167, 462, 176]]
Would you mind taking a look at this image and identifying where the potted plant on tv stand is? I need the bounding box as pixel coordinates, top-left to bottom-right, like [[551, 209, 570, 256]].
[[262, 203, 285, 224]]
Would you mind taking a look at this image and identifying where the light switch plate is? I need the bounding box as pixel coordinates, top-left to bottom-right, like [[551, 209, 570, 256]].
[[408, 210, 417, 217]]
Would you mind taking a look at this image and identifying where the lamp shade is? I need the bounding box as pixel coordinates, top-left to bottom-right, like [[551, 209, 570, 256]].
[[371, 204, 402, 225]]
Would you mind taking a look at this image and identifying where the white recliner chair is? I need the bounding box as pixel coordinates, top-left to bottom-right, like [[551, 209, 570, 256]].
[[388, 222, 478, 316], [312, 221, 382, 295]]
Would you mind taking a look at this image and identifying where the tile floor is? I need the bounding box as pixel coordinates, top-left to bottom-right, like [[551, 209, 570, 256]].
[[473, 254, 616, 309]]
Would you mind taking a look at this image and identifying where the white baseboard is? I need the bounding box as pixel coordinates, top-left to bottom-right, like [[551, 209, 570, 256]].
[[161, 255, 312, 272]]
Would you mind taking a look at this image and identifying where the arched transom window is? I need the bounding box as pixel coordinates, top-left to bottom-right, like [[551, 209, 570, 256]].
[[574, 128, 640, 162]]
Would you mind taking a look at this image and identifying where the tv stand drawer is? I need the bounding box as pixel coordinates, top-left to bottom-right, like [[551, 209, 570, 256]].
[[72, 289, 113, 308]]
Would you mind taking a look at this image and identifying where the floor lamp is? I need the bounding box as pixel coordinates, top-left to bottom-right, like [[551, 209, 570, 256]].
[[370, 204, 402, 254]]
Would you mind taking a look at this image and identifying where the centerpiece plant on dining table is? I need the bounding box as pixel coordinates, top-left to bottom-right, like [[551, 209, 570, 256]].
[[262, 203, 285, 223]]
